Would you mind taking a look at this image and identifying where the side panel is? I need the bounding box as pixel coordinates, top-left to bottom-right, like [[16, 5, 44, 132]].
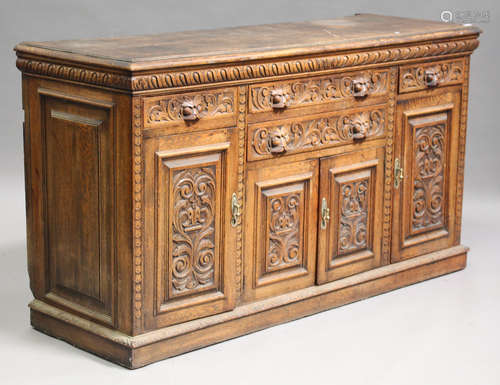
[[44, 96, 113, 321], [23, 78, 132, 328]]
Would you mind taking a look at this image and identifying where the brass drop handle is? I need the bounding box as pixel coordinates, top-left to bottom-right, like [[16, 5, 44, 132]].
[[352, 79, 370, 98], [320, 197, 330, 230], [270, 89, 289, 109], [423, 70, 439, 87], [394, 158, 404, 188], [181, 100, 199, 121], [231, 193, 241, 227]]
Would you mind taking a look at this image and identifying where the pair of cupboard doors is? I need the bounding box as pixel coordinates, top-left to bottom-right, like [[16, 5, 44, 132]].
[[143, 84, 462, 329]]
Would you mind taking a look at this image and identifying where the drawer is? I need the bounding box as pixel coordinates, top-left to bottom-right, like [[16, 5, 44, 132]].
[[143, 87, 238, 132], [248, 68, 391, 123], [399, 57, 465, 93], [247, 104, 387, 161]]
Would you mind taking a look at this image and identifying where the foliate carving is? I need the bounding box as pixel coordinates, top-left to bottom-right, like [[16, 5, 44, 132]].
[[251, 108, 385, 159], [382, 68, 397, 263], [145, 91, 234, 125], [250, 70, 388, 112], [412, 123, 446, 232], [267, 193, 302, 272], [132, 99, 143, 321], [400, 59, 464, 92], [17, 39, 478, 91], [171, 167, 216, 296], [338, 179, 369, 255]]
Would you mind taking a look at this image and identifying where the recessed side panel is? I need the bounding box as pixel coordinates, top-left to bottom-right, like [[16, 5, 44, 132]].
[[41, 92, 115, 325]]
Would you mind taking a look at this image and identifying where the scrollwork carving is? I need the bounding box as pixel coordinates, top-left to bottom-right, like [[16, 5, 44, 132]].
[[338, 179, 370, 255], [267, 193, 302, 272], [146, 91, 234, 125], [411, 123, 446, 232], [251, 108, 385, 158], [250, 71, 388, 112], [171, 167, 216, 296], [400, 59, 464, 92]]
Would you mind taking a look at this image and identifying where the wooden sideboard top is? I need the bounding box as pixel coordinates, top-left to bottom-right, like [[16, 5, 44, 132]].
[[15, 14, 480, 71]]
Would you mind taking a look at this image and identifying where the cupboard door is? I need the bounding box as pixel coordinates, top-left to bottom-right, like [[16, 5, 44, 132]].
[[243, 160, 318, 302], [317, 147, 385, 284], [143, 128, 238, 328], [392, 89, 461, 262]]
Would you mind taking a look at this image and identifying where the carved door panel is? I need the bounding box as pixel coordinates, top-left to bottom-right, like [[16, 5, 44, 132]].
[[143, 128, 238, 328], [392, 88, 461, 262], [243, 160, 318, 302], [317, 147, 385, 284]]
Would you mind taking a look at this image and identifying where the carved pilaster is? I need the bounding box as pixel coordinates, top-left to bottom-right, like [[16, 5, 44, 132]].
[[382, 67, 397, 263], [455, 56, 470, 243]]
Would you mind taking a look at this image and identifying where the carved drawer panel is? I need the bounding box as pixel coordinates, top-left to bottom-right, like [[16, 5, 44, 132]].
[[248, 104, 387, 161], [399, 58, 465, 93], [248, 68, 390, 122], [143, 87, 237, 131], [317, 146, 385, 284], [243, 160, 318, 302]]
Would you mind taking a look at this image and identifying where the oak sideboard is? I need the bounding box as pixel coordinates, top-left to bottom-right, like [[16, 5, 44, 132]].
[[15, 14, 480, 368]]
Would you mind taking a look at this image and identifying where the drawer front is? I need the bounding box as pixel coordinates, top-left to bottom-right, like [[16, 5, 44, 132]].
[[399, 58, 465, 93], [317, 146, 385, 284], [248, 104, 387, 161], [143, 87, 237, 132], [248, 68, 391, 122], [243, 160, 318, 302]]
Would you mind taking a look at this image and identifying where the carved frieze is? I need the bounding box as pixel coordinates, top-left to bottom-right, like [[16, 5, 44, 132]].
[[144, 90, 235, 127], [131, 39, 478, 91], [399, 59, 465, 93], [250, 107, 385, 160], [249, 70, 388, 113], [16, 38, 478, 91]]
